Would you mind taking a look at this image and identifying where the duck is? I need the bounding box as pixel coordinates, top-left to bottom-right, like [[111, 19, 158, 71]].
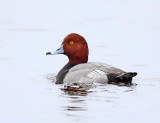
[[46, 33, 137, 85]]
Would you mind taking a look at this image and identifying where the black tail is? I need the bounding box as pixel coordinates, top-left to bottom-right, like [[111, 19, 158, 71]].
[[116, 72, 137, 82]]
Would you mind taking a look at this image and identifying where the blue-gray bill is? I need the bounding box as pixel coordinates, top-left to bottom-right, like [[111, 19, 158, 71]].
[[46, 45, 64, 55]]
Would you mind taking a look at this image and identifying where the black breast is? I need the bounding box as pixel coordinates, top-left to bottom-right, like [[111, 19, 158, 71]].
[[56, 63, 75, 84]]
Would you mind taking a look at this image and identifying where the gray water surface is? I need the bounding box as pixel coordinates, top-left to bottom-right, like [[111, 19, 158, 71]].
[[0, 0, 160, 123]]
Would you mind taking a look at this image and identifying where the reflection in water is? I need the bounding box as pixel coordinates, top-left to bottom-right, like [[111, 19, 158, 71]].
[[61, 85, 90, 112], [46, 74, 90, 111], [46, 74, 137, 113], [62, 93, 88, 111], [61, 82, 95, 97], [62, 106, 87, 111], [62, 89, 89, 96]]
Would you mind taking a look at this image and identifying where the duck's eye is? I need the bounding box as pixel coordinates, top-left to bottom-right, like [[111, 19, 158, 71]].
[[70, 41, 74, 45]]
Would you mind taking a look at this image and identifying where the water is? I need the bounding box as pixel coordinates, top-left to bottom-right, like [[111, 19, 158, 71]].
[[0, 0, 160, 123]]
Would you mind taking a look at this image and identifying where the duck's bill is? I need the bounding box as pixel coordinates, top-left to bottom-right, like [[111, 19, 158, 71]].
[[46, 45, 64, 55]]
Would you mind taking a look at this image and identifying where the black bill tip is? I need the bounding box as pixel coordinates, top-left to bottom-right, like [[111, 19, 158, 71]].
[[46, 52, 51, 55]]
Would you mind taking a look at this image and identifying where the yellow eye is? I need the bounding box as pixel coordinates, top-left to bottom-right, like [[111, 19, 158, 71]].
[[70, 41, 74, 45]]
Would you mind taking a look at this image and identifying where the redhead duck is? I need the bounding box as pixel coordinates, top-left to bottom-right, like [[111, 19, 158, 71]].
[[46, 33, 137, 84]]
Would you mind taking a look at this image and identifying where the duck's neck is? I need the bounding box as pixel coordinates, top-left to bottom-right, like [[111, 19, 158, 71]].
[[69, 56, 88, 65], [56, 57, 88, 84]]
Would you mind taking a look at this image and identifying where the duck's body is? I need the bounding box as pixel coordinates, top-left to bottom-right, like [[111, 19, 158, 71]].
[[56, 62, 136, 84], [46, 33, 137, 84], [61, 62, 125, 84]]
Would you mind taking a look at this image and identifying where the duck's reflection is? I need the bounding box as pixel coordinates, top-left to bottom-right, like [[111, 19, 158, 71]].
[[62, 106, 87, 111], [60, 83, 93, 112], [61, 82, 94, 96], [62, 89, 89, 96], [46, 74, 137, 113]]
